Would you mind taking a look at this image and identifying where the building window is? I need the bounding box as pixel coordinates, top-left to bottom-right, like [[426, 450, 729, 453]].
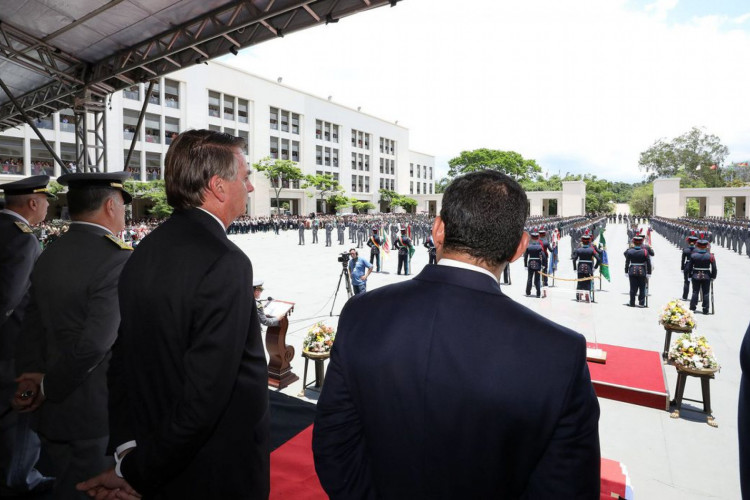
[[292, 141, 299, 161], [352, 176, 357, 192], [148, 82, 160, 105], [410, 163, 413, 177], [146, 152, 161, 180], [238, 130, 249, 155], [124, 85, 140, 100], [144, 114, 161, 143], [410, 181, 413, 194], [316, 120, 322, 140], [364, 133, 370, 150], [270, 136, 278, 159], [316, 146, 323, 165], [208, 91, 220, 117], [364, 177, 369, 193], [380, 158, 384, 174], [280, 110, 289, 132], [358, 153, 363, 170], [332, 149, 338, 167], [281, 139, 289, 160], [165, 117, 179, 145], [270, 107, 278, 130], [292, 113, 299, 134], [332, 125, 338, 143], [238, 99, 248, 123], [364, 155, 369, 171], [417, 183, 421, 194], [209, 124, 221, 132], [324, 123, 330, 141], [123, 109, 139, 141], [123, 149, 141, 178], [224, 95, 235, 121], [379, 137, 384, 153], [417, 165, 421, 178], [390, 179, 394, 190], [351, 153, 356, 169], [30, 139, 54, 175], [59, 109, 75, 133], [324, 147, 331, 166], [380, 178, 384, 189], [429, 184, 433, 194], [351, 130, 356, 147], [164, 79, 179, 108]]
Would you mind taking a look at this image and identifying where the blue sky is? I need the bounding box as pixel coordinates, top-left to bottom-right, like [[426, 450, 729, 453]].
[[222, 0, 750, 183]]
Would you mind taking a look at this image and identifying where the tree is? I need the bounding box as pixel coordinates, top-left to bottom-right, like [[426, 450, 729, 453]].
[[638, 127, 729, 187], [447, 149, 541, 180], [253, 157, 304, 214], [327, 194, 352, 212], [303, 173, 342, 214], [352, 201, 375, 214], [393, 196, 418, 213], [435, 177, 451, 194], [628, 183, 653, 216], [378, 188, 399, 212]]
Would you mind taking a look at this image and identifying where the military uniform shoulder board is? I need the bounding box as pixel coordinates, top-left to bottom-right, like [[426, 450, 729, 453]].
[[14, 221, 33, 233], [105, 234, 133, 250]]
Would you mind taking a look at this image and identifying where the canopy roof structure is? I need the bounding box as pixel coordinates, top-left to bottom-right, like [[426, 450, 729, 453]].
[[0, 0, 394, 131]]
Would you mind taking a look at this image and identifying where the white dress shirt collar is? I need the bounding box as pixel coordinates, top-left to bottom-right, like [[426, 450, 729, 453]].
[[438, 258, 499, 282]]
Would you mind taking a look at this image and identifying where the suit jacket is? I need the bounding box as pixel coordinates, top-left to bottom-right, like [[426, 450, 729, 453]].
[[0, 211, 41, 360], [313, 264, 600, 499], [739, 321, 750, 498], [109, 208, 270, 499], [15, 223, 131, 441]]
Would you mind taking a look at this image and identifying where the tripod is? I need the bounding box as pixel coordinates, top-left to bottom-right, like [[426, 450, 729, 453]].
[[330, 263, 354, 316]]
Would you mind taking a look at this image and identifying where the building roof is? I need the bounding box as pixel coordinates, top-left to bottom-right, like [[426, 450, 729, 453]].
[[0, 0, 393, 131]]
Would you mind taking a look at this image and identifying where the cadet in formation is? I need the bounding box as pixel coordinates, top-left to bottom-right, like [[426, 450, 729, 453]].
[[624, 234, 652, 308], [680, 233, 698, 300], [367, 228, 382, 272], [524, 231, 547, 298], [686, 238, 717, 315], [572, 232, 599, 302]]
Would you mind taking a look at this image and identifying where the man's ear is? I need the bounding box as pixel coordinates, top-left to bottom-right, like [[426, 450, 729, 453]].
[[432, 216, 445, 247], [508, 231, 530, 263], [207, 175, 226, 202]]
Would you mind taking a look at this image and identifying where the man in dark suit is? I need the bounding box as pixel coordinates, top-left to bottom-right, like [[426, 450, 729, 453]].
[[78, 130, 270, 499], [13, 172, 132, 499], [313, 170, 600, 499], [0, 176, 55, 495], [739, 321, 750, 498]]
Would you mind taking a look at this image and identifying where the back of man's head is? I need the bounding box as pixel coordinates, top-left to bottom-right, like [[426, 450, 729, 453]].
[[165, 129, 246, 210], [67, 187, 116, 218], [441, 170, 527, 267]]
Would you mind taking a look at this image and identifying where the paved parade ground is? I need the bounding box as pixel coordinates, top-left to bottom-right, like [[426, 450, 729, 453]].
[[231, 220, 750, 499]]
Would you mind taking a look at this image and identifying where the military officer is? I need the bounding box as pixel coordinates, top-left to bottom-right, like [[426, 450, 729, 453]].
[[312, 217, 319, 244], [325, 220, 333, 247], [524, 231, 547, 298], [13, 173, 133, 499], [367, 228, 382, 272], [572, 232, 600, 302], [394, 227, 414, 275], [298, 219, 305, 245], [0, 176, 55, 496], [681, 234, 698, 300], [686, 239, 717, 315], [253, 279, 283, 328], [624, 234, 652, 307], [424, 234, 437, 265]]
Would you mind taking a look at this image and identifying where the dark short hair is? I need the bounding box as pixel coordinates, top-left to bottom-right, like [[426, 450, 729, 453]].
[[165, 130, 246, 210], [440, 170, 527, 267], [67, 187, 120, 217]]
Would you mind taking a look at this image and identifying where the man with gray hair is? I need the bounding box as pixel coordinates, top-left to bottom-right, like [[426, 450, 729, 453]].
[[313, 170, 600, 499], [79, 130, 269, 499]]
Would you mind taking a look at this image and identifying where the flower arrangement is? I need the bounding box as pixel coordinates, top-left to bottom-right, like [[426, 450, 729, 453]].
[[658, 300, 696, 329], [668, 333, 719, 371], [303, 322, 336, 353]]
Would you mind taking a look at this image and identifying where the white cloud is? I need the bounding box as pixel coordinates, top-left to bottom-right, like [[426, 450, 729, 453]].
[[224, 0, 750, 182]]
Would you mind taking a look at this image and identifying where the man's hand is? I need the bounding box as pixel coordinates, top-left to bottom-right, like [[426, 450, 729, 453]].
[[12, 373, 45, 413], [77, 469, 141, 500]]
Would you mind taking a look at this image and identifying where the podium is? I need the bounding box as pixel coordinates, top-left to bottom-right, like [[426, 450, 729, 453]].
[[263, 300, 298, 389]]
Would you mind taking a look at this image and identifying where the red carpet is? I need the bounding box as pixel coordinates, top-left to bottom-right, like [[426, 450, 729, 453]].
[[270, 425, 628, 498], [270, 425, 326, 499], [587, 342, 669, 410]]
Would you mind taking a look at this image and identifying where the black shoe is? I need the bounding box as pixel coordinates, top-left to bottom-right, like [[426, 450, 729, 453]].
[[627, 303, 635, 307], [703, 310, 710, 315]]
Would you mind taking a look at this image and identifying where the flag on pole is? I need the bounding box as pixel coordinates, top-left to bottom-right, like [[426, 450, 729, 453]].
[[738, 162, 749, 167], [598, 229, 611, 282], [380, 224, 390, 259]]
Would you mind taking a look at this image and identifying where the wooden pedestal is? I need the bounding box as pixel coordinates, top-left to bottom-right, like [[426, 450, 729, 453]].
[[266, 315, 299, 389]]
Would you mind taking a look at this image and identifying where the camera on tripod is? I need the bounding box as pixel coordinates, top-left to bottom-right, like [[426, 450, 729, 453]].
[[337, 252, 350, 264]]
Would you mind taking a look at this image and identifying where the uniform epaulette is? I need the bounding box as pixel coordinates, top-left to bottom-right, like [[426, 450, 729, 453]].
[[105, 234, 133, 250], [14, 221, 33, 233]]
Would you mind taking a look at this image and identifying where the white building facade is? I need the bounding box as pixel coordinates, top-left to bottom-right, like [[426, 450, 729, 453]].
[[0, 61, 436, 217]]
